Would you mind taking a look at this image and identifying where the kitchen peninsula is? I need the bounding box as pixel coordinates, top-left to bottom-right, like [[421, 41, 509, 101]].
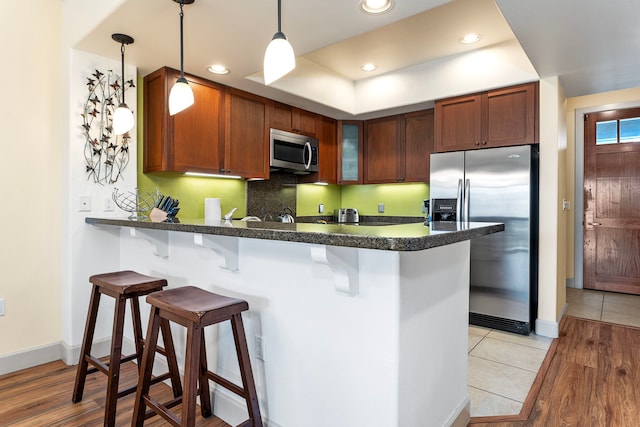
[[85, 217, 503, 427]]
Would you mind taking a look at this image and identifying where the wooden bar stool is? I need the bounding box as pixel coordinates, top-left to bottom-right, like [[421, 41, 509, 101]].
[[72, 270, 183, 426], [132, 286, 263, 427]]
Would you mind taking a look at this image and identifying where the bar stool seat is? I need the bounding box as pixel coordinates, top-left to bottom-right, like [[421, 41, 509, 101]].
[[132, 286, 263, 427], [72, 270, 182, 426]]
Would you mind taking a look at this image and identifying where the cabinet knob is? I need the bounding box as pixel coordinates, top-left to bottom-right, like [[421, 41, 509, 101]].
[[481, 141, 487, 145], [475, 141, 480, 146]]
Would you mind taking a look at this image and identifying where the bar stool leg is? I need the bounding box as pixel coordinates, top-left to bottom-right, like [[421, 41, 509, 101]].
[[105, 294, 127, 426], [181, 323, 202, 427], [130, 297, 145, 367], [231, 313, 262, 426], [198, 328, 212, 418], [132, 307, 162, 427], [72, 284, 101, 403], [160, 318, 184, 398]]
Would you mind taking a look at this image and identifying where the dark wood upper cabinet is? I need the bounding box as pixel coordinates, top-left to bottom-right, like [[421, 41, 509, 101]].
[[363, 109, 434, 184], [404, 109, 434, 182], [270, 102, 318, 136], [364, 115, 404, 184], [434, 82, 538, 152], [298, 116, 337, 184], [143, 67, 224, 174], [224, 88, 270, 179]]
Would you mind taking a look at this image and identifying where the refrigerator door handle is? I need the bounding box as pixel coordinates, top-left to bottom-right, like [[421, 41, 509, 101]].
[[464, 179, 470, 222], [456, 179, 463, 222]]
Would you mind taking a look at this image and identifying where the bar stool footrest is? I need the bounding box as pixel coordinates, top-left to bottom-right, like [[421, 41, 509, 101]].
[[143, 395, 182, 426], [206, 370, 245, 398], [85, 355, 109, 375]]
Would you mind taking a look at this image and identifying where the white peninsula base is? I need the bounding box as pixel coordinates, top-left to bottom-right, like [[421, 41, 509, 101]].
[[95, 226, 472, 427]]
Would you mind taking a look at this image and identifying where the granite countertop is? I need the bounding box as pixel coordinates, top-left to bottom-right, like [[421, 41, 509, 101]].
[[85, 217, 504, 252]]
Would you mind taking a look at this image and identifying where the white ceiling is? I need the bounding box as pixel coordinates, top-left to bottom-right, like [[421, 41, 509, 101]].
[[74, 0, 640, 119], [496, 0, 640, 98]]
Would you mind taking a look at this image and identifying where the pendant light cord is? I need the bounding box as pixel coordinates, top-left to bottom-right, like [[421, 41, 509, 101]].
[[277, 0, 282, 33], [120, 43, 126, 105], [179, 0, 185, 78]]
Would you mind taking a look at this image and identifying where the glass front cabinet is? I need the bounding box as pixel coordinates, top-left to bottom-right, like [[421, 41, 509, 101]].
[[337, 121, 363, 184]]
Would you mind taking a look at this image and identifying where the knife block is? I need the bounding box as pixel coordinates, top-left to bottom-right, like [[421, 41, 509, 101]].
[[149, 207, 168, 222]]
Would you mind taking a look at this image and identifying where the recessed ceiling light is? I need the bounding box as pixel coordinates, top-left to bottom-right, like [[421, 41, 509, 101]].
[[207, 64, 230, 75], [360, 63, 377, 72], [460, 33, 481, 44], [360, 0, 393, 15]]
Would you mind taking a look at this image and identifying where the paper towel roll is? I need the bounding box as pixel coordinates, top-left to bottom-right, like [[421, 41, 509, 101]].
[[204, 198, 221, 224]]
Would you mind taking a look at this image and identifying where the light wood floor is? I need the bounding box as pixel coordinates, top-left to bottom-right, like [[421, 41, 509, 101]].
[[2, 316, 639, 426], [471, 316, 640, 426], [0, 358, 231, 426]]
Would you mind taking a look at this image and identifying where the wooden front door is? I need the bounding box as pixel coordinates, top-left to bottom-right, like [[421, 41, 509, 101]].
[[584, 108, 640, 294]]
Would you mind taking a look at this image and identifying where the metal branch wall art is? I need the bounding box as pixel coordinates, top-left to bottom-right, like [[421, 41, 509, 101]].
[[81, 69, 135, 184]]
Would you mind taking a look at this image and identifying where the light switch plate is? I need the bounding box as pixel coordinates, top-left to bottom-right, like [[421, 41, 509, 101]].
[[0, 298, 5, 316], [378, 203, 385, 213], [79, 195, 92, 212]]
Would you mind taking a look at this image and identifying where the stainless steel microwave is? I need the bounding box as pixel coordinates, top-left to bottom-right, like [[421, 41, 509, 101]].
[[269, 128, 319, 173]]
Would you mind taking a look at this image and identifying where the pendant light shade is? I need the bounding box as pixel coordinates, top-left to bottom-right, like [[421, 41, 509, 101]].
[[169, 76, 195, 115], [113, 105, 135, 135], [264, 0, 296, 85], [111, 33, 134, 135], [170, 0, 195, 116]]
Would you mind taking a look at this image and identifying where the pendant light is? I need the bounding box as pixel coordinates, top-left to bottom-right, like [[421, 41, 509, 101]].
[[169, 0, 195, 115], [263, 0, 296, 85], [111, 33, 135, 135]]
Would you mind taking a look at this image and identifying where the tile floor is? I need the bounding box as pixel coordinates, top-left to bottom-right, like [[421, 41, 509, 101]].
[[468, 288, 640, 418]]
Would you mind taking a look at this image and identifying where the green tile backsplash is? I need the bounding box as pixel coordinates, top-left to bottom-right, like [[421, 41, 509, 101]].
[[297, 182, 429, 217]]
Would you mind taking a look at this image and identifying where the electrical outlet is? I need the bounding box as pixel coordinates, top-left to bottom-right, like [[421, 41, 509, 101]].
[[378, 203, 385, 213], [104, 196, 115, 212], [255, 335, 265, 361], [0, 298, 5, 316], [318, 203, 324, 214], [78, 195, 92, 212]]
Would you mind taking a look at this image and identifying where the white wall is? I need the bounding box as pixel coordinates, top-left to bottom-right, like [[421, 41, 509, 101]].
[[535, 76, 567, 338], [0, 1, 140, 370], [0, 1, 63, 359], [61, 50, 138, 362]]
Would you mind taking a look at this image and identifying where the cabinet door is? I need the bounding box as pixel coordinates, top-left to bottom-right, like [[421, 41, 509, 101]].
[[483, 82, 538, 147], [292, 108, 318, 136], [298, 117, 337, 184], [270, 102, 293, 131], [338, 121, 363, 184], [364, 116, 403, 184], [143, 67, 224, 174], [434, 94, 482, 152], [404, 109, 433, 183], [224, 89, 269, 179], [143, 68, 170, 173], [172, 75, 224, 173]]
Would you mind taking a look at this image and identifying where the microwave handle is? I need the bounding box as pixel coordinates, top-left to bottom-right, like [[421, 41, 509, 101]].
[[304, 141, 312, 170]]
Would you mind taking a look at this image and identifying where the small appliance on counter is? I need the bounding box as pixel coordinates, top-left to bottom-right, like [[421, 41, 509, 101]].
[[279, 207, 295, 223], [431, 198, 458, 221], [335, 208, 359, 223]]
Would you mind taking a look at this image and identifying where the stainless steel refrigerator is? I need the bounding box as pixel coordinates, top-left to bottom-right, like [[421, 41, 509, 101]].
[[430, 145, 539, 335]]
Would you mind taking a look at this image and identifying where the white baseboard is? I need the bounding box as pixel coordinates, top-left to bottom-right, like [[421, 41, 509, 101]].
[[0, 342, 63, 375], [535, 317, 560, 338], [212, 386, 276, 426], [61, 337, 114, 366], [2, 336, 134, 376], [448, 396, 470, 427]]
